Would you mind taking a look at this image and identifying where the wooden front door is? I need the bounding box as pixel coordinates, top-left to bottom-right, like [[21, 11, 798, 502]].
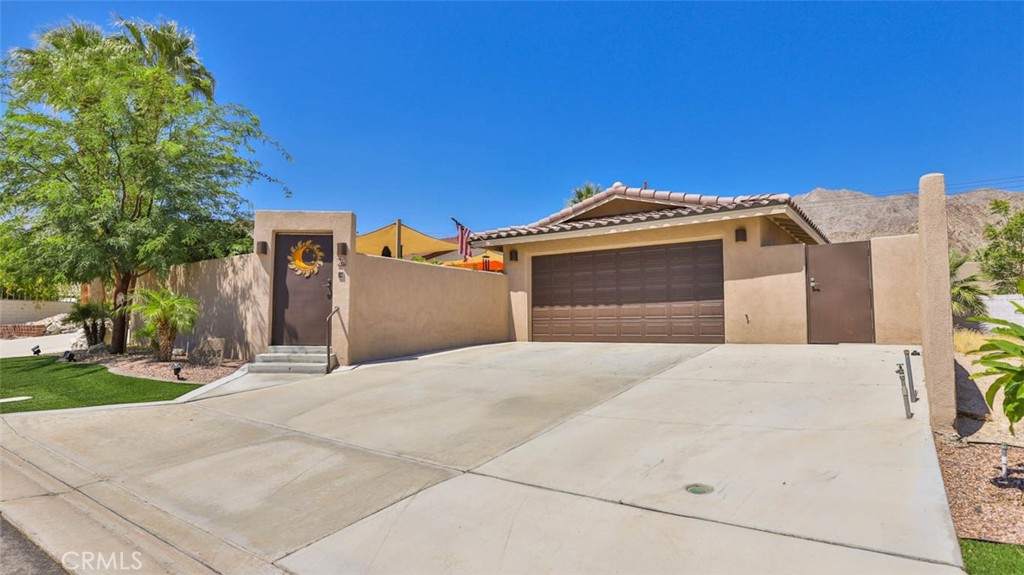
[[272, 234, 333, 345], [806, 241, 875, 344]]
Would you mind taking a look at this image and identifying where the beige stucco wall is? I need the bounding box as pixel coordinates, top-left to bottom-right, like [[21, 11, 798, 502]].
[[252, 210, 357, 365], [136, 254, 269, 361], [347, 254, 510, 363], [871, 234, 923, 344], [0, 300, 73, 325], [501, 216, 809, 344], [918, 175, 957, 430]]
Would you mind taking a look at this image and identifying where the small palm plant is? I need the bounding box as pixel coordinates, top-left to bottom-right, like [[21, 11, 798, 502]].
[[969, 280, 1024, 435], [64, 301, 109, 346], [950, 251, 990, 320], [129, 288, 199, 361]]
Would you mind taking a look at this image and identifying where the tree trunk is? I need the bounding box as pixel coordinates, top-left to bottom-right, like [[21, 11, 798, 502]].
[[109, 272, 135, 354], [157, 325, 175, 362]]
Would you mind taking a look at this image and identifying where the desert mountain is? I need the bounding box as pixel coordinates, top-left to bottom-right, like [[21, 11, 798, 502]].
[[792, 188, 1024, 254]]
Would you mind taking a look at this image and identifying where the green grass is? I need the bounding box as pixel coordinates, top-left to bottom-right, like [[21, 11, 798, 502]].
[[961, 539, 1024, 575], [0, 356, 200, 414]]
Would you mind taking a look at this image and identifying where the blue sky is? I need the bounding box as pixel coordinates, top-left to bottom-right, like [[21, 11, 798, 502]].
[[3, 2, 1022, 236]]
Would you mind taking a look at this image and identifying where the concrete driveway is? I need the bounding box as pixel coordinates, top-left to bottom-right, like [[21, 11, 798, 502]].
[[0, 331, 82, 359], [1, 343, 962, 574]]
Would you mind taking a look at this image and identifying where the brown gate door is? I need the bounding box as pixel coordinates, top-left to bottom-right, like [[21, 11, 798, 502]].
[[272, 234, 333, 345], [532, 240, 724, 343], [806, 241, 874, 344]]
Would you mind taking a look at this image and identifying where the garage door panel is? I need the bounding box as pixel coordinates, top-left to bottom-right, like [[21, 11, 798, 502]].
[[532, 240, 724, 343], [619, 321, 644, 337], [644, 320, 670, 337]]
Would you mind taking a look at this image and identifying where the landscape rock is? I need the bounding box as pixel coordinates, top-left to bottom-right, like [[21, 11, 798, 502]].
[[27, 313, 80, 336]]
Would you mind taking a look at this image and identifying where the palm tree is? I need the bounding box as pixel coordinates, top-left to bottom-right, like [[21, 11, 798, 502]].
[[568, 182, 603, 206], [950, 251, 990, 320], [64, 301, 109, 347], [129, 288, 199, 361], [7, 21, 106, 105], [114, 17, 216, 101]]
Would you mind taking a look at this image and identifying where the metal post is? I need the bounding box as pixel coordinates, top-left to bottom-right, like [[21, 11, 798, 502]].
[[1002, 443, 1009, 480], [897, 364, 913, 419], [395, 218, 403, 259], [904, 349, 918, 402]]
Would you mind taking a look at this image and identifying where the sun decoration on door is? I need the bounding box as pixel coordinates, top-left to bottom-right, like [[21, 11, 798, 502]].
[[287, 240, 325, 278]]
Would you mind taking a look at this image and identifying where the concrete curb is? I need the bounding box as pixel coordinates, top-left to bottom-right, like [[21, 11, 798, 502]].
[[0, 364, 251, 418]]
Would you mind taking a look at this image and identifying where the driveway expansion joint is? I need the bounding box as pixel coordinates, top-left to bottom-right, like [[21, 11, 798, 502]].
[[468, 470, 964, 570]]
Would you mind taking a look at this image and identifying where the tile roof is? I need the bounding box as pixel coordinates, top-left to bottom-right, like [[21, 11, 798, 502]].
[[473, 182, 827, 243]]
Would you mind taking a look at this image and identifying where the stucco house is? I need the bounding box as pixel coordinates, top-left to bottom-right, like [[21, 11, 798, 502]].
[[472, 181, 902, 345]]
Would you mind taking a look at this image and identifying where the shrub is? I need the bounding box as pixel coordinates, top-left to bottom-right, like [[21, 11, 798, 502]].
[[969, 280, 1024, 435]]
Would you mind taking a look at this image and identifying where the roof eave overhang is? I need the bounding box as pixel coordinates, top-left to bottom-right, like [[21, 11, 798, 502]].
[[780, 205, 828, 245], [476, 205, 820, 248]]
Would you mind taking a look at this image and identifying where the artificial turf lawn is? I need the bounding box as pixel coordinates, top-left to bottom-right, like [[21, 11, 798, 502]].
[[960, 539, 1024, 575], [0, 355, 199, 414]]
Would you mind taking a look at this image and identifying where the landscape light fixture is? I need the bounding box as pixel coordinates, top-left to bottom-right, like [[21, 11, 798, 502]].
[[172, 363, 184, 380], [62, 350, 76, 362], [31, 345, 41, 356]]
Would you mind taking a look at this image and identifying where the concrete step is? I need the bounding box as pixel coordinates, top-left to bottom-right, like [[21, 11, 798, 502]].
[[255, 353, 328, 363], [247, 362, 327, 374], [268, 345, 328, 354]]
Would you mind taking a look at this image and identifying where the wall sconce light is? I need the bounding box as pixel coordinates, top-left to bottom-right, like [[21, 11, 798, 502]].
[[509, 249, 518, 262], [256, 241, 268, 255], [337, 242, 348, 256], [482, 254, 491, 272], [735, 227, 747, 243]]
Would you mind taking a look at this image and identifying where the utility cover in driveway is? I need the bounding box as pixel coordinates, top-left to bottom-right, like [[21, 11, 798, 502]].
[[531, 240, 725, 343]]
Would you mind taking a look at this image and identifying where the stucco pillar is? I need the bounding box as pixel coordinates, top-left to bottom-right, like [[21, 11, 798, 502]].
[[918, 174, 956, 430]]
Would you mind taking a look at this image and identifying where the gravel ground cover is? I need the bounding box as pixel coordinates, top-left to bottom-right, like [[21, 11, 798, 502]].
[[935, 435, 1024, 545], [81, 348, 244, 384]]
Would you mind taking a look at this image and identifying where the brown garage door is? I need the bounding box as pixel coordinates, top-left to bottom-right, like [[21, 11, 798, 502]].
[[532, 240, 725, 343]]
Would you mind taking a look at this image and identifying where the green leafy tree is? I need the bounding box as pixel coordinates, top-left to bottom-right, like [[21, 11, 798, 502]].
[[64, 301, 110, 347], [568, 182, 603, 206], [969, 280, 1024, 435], [114, 16, 216, 101], [949, 251, 990, 320], [129, 288, 199, 361], [1, 19, 287, 353], [978, 200, 1024, 294]]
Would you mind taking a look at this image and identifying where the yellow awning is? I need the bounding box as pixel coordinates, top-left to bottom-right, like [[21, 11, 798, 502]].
[[356, 221, 458, 257]]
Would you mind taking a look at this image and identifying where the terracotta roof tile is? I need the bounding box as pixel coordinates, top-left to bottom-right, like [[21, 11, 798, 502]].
[[473, 183, 827, 243]]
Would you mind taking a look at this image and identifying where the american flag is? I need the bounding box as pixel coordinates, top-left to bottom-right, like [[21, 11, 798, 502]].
[[455, 221, 473, 261]]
